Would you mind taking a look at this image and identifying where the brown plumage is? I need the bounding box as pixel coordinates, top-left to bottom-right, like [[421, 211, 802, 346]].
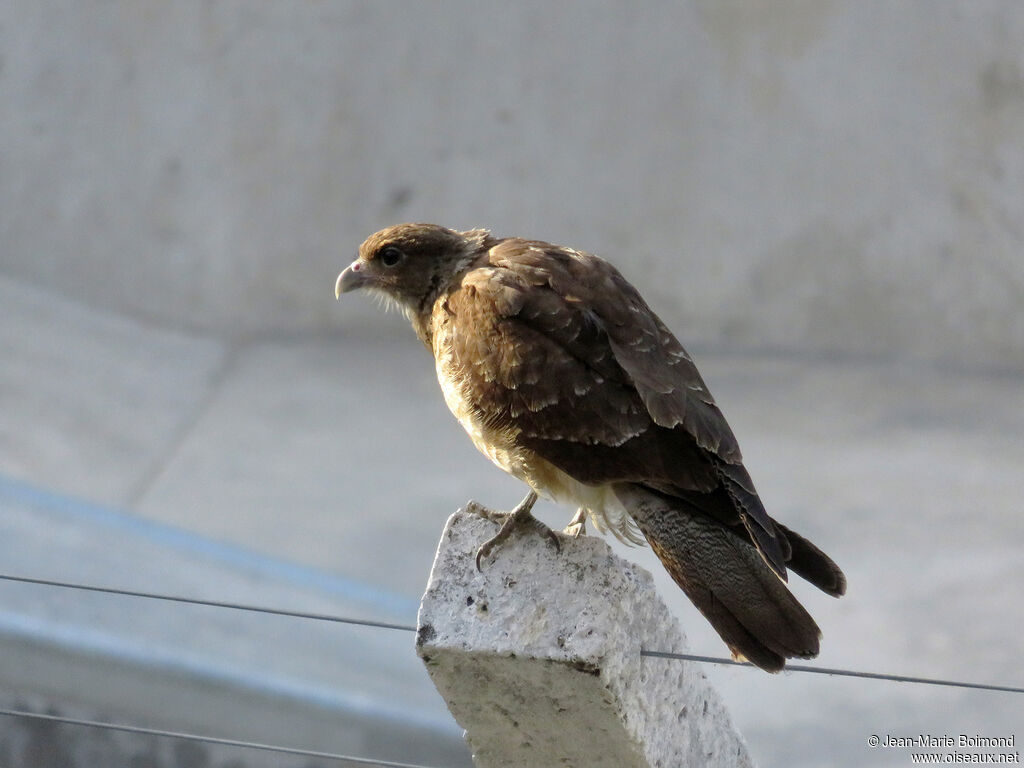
[[337, 222, 846, 672]]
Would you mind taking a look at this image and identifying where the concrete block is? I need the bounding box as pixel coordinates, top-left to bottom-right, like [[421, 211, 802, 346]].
[[417, 510, 755, 768]]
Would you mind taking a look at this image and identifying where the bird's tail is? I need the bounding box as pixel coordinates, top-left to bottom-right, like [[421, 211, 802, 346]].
[[618, 484, 832, 672]]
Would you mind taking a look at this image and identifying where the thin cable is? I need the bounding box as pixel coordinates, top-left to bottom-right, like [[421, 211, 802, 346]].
[[0, 707, 438, 767], [640, 651, 1024, 695], [0, 573, 416, 632], [2, 572, 1021, 695]]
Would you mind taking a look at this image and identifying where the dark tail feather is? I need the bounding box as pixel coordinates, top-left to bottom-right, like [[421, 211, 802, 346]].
[[620, 484, 822, 673], [775, 522, 847, 597], [713, 460, 790, 581]]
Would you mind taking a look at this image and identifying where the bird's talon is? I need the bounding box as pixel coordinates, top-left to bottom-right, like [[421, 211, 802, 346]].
[[464, 500, 509, 524], [471, 490, 559, 569], [544, 527, 562, 554], [563, 508, 588, 538]]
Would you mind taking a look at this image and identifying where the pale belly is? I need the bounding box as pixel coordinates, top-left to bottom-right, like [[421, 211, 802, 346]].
[[434, 350, 643, 545]]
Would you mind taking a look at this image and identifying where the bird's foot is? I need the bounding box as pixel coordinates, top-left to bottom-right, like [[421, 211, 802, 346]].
[[562, 507, 588, 538], [466, 491, 560, 570], [464, 499, 513, 525]]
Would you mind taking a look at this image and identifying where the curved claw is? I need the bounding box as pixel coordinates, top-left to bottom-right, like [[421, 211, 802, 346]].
[[542, 526, 562, 554], [473, 492, 559, 570], [476, 523, 560, 571]]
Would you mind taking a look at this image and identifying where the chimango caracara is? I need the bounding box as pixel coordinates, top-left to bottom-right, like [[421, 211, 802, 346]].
[[336, 223, 846, 672]]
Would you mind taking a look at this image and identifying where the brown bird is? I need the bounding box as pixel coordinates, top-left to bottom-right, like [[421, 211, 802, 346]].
[[336, 223, 846, 672]]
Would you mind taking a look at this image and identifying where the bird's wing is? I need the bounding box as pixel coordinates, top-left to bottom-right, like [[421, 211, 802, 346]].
[[442, 250, 717, 494], [445, 240, 788, 577], [487, 240, 742, 462], [487, 240, 742, 461]]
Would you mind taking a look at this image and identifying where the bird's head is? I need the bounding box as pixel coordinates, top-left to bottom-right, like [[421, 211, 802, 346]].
[[336, 223, 490, 318]]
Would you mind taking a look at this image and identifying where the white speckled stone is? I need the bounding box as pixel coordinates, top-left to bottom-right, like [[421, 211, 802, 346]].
[[417, 510, 755, 768]]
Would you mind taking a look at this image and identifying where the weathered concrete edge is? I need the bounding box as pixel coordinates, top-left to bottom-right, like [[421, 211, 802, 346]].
[[416, 510, 756, 768]]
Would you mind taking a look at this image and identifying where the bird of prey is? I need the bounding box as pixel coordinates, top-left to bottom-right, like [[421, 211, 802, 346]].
[[336, 223, 846, 672]]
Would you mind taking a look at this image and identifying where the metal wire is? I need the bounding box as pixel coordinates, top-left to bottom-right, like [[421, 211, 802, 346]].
[[0, 572, 416, 632], [1, 572, 1022, 695], [639, 651, 1024, 694], [0, 707, 437, 767]]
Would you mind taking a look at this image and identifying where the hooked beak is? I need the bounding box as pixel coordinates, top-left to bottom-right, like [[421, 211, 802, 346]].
[[335, 259, 370, 298]]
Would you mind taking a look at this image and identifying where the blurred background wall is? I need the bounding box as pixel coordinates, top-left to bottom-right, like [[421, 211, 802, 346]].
[[3, 1, 1022, 370], [1, 3, 1023, 767]]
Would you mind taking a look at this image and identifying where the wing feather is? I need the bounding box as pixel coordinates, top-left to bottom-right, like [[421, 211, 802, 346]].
[[439, 239, 787, 575], [489, 241, 743, 462], [444, 263, 716, 493]]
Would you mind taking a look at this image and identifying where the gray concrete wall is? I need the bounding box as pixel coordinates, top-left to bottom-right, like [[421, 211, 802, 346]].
[[2, 1, 1022, 368]]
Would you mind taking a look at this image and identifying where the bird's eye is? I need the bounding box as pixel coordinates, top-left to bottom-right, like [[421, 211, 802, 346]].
[[379, 246, 404, 267]]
